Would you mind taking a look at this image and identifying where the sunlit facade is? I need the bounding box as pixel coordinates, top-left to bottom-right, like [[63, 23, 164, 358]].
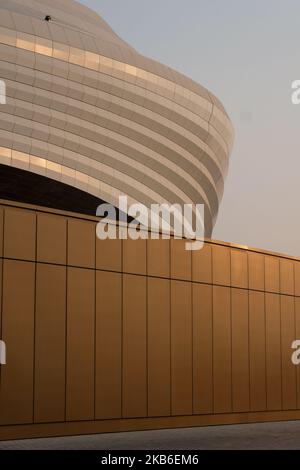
[[0, 0, 233, 235]]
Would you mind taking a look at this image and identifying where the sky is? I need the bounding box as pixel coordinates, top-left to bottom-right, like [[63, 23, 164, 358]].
[[81, 0, 300, 257]]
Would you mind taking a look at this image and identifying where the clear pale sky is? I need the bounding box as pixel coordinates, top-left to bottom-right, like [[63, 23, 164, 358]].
[[81, 0, 300, 257]]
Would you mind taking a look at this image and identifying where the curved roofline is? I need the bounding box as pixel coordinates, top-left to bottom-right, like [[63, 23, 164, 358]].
[[0, 0, 233, 124]]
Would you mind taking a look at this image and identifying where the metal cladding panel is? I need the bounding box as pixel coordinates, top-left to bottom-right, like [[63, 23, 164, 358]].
[[66, 267, 95, 421], [231, 288, 250, 412], [265, 293, 282, 411], [122, 274, 147, 418], [37, 213, 67, 265], [34, 264, 66, 423], [213, 286, 232, 413], [249, 291, 266, 412], [148, 278, 171, 417], [280, 295, 297, 410], [171, 280, 193, 416], [0, 259, 35, 425], [192, 243, 212, 284], [192, 283, 213, 414], [95, 271, 122, 420]]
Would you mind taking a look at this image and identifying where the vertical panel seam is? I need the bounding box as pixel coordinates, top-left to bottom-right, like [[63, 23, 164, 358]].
[[279, 261, 284, 411], [211, 254, 214, 414], [32, 211, 37, 424], [293, 294, 298, 409], [0, 209, 5, 388], [246, 252, 250, 411], [169, 239, 172, 416], [264, 290, 267, 410], [248, 272, 252, 412], [294, 297, 300, 409], [64, 219, 69, 422], [93, 224, 96, 420], [191, 247, 194, 415], [146, 240, 148, 418], [230, 287, 233, 413], [121, 239, 124, 419]]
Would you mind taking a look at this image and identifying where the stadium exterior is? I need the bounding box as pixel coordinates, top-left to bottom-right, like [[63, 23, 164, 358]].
[[0, 0, 233, 235], [0, 0, 300, 441]]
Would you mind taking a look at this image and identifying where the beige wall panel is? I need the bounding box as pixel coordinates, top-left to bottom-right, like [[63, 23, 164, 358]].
[[122, 274, 147, 418], [213, 286, 231, 413], [295, 297, 300, 408], [248, 252, 265, 291], [265, 256, 280, 293], [170, 239, 191, 280], [96, 236, 122, 272], [295, 262, 300, 297], [265, 293, 282, 410], [0, 260, 35, 425], [171, 281, 193, 415], [231, 288, 249, 412], [34, 264, 66, 423], [4, 207, 36, 261], [66, 268, 95, 421], [280, 260, 294, 296], [123, 239, 146, 275], [147, 239, 170, 278], [231, 249, 248, 289], [95, 271, 122, 419], [37, 213, 67, 264], [193, 284, 213, 414], [148, 278, 171, 417], [67, 219, 95, 268], [249, 291, 266, 411], [280, 295, 297, 409], [192, 243, 212, 284], [212, 245, 230, 286]]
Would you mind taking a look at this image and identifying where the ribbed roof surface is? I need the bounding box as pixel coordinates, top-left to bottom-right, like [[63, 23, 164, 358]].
[[0, 0, 230, 117]]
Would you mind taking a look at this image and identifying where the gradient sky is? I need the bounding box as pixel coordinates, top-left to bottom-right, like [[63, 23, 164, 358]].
[[81, 0, 300, 256]]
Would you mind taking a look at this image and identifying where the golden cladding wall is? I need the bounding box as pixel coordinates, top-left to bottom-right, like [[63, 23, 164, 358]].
[[0, 200, 300, 440]]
